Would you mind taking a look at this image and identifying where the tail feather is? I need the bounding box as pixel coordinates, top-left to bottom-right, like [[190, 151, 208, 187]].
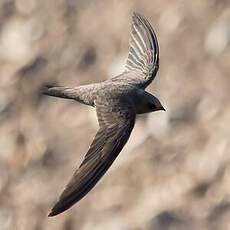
[[41, 84, 96, 106], [41, 85, 76, 99]]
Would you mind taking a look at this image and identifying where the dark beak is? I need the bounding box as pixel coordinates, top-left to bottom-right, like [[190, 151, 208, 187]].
[[161, 106, 166, 111]]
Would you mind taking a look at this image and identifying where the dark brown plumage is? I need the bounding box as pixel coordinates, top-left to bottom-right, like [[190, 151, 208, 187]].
[[42, 12, 165, 217]]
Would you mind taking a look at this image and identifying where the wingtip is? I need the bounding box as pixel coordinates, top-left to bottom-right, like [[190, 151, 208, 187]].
[[132, 12, 146, 20], [48, 207, 60, 217], [48, 204, 59, 217], [132, 11, 141, 20], [48, 202, 64, 217], [48, 197, 75, 217], [48, 211, 54, 217]]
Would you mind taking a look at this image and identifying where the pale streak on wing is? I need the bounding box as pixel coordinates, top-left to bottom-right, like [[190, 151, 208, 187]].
[[124, 12, 159, 88], [48, 99, 136, 216], [127, 48, 146, 70], [130, 27, 145, 56], [133, 23, 147, 52]]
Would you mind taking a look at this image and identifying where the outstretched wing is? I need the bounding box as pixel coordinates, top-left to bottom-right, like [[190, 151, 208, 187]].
[[48, 99, 135, 216], [113, 12, 159, 89]]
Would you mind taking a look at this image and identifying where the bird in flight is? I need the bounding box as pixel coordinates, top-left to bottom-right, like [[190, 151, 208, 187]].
[[42, 12, 165, 217]]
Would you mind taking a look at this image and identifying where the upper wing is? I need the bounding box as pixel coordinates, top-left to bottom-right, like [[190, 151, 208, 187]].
[[116, 13, 159, 88], [48, 99, 135, 216]]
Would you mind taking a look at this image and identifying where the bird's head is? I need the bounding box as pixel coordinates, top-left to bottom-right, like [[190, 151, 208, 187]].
[[149, 95, 165, 112], [133, 90, 165, 114]]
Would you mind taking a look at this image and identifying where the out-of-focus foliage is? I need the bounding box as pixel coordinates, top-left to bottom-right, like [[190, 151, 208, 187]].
[[0, 0, 230, 229]]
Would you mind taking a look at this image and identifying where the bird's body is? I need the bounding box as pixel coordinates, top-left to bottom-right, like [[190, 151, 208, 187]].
[[42, 12, 165, 216], [45, 78, 162, 114]]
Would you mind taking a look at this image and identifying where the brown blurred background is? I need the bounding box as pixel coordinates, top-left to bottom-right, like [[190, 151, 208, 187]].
[[0, 0, 230, 229]]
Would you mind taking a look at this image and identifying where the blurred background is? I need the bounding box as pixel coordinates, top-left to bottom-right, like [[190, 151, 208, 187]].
[[0, 0, 230, 229]]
